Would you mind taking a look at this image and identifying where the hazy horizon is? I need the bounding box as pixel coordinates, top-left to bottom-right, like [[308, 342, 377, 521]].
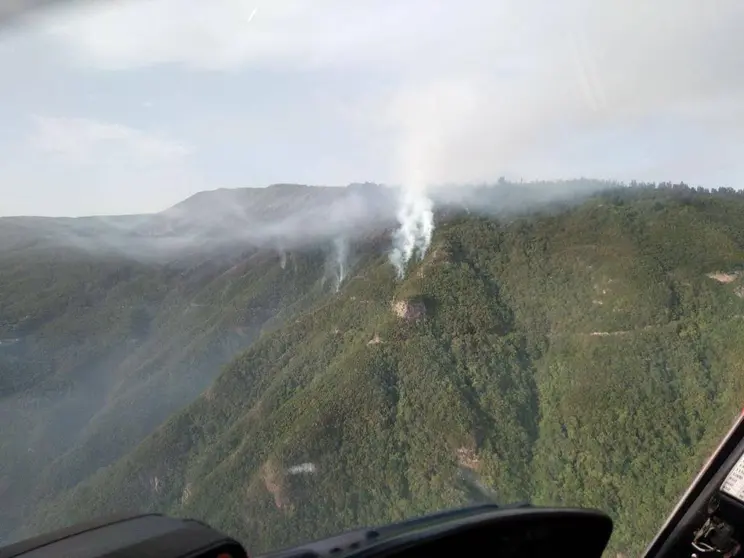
[[1, 0, 743, 217]]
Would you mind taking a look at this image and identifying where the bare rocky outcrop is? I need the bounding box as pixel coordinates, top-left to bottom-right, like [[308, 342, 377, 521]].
[[261, 459, 288, 509], [367, 334, 382, 345], [707, 271, 740, 283], [456, 447, 481, 470], [392, 299, 426, 321]]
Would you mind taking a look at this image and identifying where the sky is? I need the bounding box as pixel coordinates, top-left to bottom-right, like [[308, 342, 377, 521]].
[[0, 0, 743, 216]]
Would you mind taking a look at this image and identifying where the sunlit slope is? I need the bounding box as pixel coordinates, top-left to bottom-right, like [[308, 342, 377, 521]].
[[23, 186, 744, 556]]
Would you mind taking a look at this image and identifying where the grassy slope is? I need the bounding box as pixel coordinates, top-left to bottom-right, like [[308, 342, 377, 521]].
[[18, 186, 744, 556]]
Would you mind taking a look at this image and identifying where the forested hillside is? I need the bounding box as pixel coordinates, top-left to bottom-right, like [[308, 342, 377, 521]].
[[11, 183, 744, 557], [0, 185, 371, 541]]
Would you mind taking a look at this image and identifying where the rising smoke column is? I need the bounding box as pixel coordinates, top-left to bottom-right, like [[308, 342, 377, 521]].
[[277, 245, 287, 269], [387, 80, 476, 278], [333, 236, 348, 291], [389, 185, 433, 278]]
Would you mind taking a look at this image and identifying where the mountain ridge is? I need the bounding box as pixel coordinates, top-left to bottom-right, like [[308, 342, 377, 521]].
[[7, 183, 744, 557], [0, 179, 615, 259]]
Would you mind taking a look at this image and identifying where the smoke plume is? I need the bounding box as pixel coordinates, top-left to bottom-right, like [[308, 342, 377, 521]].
[[333, 236, 348, 292], [387, 80, 481, 277], [389, 187, 433, 278]]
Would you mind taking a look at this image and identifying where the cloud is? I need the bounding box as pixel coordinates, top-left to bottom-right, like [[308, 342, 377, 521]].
[[30, 115, 191, 165], [362, 0, 744, 186], [3, 115, 199, 216], [29, 0, 744, 189], [38, 0, 516, 72], [0, 0, 58, 23], [39, 1, 744, 84]]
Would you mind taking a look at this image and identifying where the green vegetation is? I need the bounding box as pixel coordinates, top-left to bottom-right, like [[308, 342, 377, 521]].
[[0, 245, 330, 540], [6, 183, 744, 557]]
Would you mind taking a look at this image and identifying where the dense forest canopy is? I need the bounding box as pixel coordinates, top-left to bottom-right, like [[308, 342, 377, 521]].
[[3, 181, 744, 557]]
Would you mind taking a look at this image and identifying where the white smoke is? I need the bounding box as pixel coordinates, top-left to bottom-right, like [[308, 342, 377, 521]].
[[333, 236, 348, 292], [287, 462, 317, 475], [389, 187, 433, 278], [387, 80, 481, 277]]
